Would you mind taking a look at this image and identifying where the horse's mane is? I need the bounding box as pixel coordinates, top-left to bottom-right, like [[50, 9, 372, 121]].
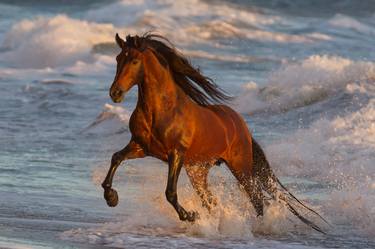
[[125, 33, 233, 106]]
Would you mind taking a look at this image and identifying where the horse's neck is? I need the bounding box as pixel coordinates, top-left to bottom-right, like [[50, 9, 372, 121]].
[[136, 68, 187, 115]]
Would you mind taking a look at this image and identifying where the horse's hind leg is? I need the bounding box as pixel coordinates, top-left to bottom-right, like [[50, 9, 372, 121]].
[[226, 156, 264, 217], [185, 164, 217, 211], [245, 177, 264, 217]]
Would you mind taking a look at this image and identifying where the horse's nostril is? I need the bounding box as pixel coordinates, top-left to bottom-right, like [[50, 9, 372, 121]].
[[110, 88, 123, 103], [114, 90, 121, 98], [110, 89, 118, 97]]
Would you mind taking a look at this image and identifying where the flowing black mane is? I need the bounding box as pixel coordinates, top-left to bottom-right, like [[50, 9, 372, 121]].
[[125, 33, 233, 106]]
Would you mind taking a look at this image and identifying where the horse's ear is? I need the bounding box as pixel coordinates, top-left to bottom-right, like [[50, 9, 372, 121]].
[[115, 33, 125, 49]]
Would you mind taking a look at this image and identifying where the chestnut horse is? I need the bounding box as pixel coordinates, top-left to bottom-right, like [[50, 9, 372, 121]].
[[101, 33, 327, 233]]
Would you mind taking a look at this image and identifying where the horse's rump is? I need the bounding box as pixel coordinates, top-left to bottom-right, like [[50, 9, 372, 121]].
[[184, 104, 252, 165]]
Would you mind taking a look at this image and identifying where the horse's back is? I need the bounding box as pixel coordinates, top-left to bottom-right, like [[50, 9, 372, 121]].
[[206, 104, 252, 141]]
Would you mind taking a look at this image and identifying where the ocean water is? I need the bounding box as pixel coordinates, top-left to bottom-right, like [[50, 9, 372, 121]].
[[0, 0, 374, 248]]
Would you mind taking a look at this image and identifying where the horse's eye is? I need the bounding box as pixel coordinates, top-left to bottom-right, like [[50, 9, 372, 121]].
[[132, 60, 138, 65]]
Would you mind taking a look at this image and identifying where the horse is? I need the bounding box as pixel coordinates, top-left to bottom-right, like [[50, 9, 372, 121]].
[[101, 33, 328, 233]]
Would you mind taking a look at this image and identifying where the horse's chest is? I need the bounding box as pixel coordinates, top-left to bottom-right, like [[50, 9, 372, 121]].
[[129, 110, 169, 160]]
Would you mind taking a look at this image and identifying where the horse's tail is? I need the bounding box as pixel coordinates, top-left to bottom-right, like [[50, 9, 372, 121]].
[[252, 138, 329, 234]]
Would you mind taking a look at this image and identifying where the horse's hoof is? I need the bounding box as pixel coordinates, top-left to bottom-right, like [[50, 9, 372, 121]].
[[184, 211, 199, 222], [104, 188, 118, 207], [189, 211, 199, 222]]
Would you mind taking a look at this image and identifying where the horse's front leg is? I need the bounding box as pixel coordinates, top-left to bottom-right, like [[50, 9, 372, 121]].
[[102, 140, 144, 207], [166, 149, 198, 222]]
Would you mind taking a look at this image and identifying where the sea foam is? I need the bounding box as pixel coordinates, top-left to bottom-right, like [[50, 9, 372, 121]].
[[1, 15, 116, 68], [235, 55, 375, 114], [65, 161, 310, 247], [264, 98, 375, 236]]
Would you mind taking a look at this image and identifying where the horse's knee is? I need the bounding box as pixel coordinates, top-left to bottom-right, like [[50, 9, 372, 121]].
[[111, 151, 124, 165]]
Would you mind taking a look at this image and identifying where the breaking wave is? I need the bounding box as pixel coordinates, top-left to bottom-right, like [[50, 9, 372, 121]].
[[235, 55, 375, 114], [85, 0, 329, 44], [0, 0, 331, 70], [1, 15, 116, 68], [263, 99, 375, 237]]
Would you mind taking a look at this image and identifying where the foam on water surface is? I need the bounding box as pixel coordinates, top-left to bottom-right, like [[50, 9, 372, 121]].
[[65, 161, 321, 248]]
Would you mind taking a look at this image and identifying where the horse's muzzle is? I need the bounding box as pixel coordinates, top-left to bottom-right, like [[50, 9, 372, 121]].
[[110, 88, 124, 103]]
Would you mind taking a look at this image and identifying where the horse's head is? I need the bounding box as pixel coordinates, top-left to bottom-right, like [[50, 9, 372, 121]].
[[109, 34, 144, 103], [110, 33, 232, 105]]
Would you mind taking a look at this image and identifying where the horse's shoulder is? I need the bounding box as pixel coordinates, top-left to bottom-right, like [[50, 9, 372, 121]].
[[129, 108, 151, 134]]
